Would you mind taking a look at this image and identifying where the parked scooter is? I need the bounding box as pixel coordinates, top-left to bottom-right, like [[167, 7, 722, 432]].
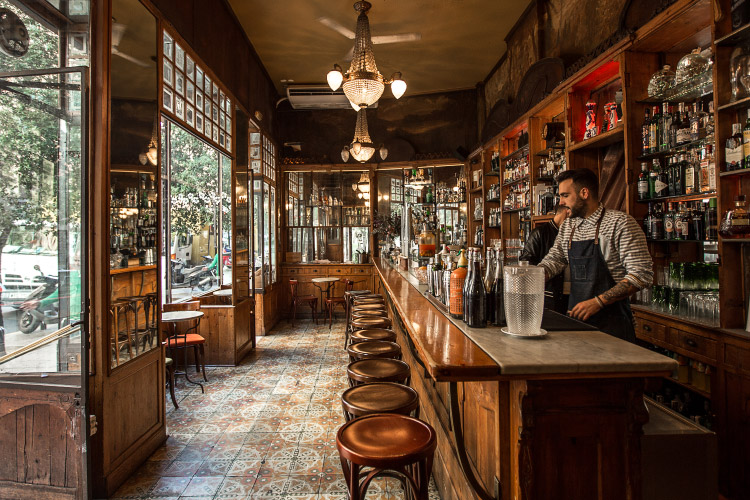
[[171, 256, 215, 290], [18, 265, 58, 334]]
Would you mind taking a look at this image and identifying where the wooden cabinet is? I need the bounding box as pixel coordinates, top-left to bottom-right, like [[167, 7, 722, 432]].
[[279, 263, 374, 317]]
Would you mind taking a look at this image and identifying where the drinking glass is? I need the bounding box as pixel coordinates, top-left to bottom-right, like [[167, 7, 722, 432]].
[[652, 285, 665, 311], [679, 291, 693, 317], [669, 262, 683, 289], [669, 287, 680, 313]]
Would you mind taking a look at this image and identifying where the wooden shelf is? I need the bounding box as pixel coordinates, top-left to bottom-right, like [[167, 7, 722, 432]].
[[647, 239, 717, 244], [719, 168, 750, 177], [484, 169, 500, 177], [568, 126, 624, 152], [666, 376, 712, 400], [503, 207, 530, 214], [637, 138, 711, 161], [533, 214, 555, 221], [110, 264, 156, 275], [720, 237, 750, 243], [470, 186, 483, 194], [535, 145, 565, 157], [715, 22, 750, 46], [500, 144, 529, 162], [486, 197, 501, 203], [636, 191, 716, 204], [502, 175, 529, 187], [717, 95, 750, 112]]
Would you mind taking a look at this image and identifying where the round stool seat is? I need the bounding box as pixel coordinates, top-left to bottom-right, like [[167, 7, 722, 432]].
[[351, 310, 389, 320], [337, 413, 437, 469], [353, 293, 382, 299], [347, 358, 409, 385], [345, 290, 372, 297], [351, 303, 387, 312], [351, 316, 392, 330], [350, 328, 397, 343], [342, 382, 419, 419], [348, 340, 401, 360], [353, 297, 385, 305], [165, 357, 173, 366]]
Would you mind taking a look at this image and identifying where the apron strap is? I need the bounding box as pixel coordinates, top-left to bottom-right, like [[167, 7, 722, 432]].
[[568, 206, 606, 249]]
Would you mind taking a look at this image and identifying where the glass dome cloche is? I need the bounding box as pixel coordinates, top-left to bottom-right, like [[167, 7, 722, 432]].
[[647, 65, 676, 97], [674, 48, 711, 85]]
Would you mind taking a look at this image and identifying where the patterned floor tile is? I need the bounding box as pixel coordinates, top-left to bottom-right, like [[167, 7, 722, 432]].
[[115, 318, 442, 500]]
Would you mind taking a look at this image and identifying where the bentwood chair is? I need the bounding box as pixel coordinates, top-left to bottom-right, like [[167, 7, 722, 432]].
[[290, 279, 318, 326], [326, 278, 354, 328], [163, 301, 208, 391]]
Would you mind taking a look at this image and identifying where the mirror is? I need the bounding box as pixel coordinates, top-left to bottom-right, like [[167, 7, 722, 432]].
[[108, 0, 158, 369]]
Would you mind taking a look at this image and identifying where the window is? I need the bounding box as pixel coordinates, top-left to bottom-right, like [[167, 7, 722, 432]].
[[251, 127, 277, 290], [161, 119, 230, 302], [162, 29, 232, 154], [285, 171, 370, 263]]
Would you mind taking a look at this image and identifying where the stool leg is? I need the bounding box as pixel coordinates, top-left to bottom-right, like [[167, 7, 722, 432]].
[[200, 344, 208, 382], [167, 363, 178, 409], [112, 308, 120, 367], [340, 458, 362, 500]]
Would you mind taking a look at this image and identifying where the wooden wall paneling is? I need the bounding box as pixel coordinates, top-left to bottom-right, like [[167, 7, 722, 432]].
[[196, 301, 235, 366], [234, 299, 254, 359], [459, 380, 501, 499]]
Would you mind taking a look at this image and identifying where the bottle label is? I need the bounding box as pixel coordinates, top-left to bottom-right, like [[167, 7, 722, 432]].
[[638, 180, 648, 197], [726, 145, 743, 168], [665, 218, 674, 233], [685, 166, 695, 193], [708, 162, 716, 191], [676, 128, 692, 144], [744, 130, 750, 160], [655, 179, 668, 196], [732, 218, 749, 226]]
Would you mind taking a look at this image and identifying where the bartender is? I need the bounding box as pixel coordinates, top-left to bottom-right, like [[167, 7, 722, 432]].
[[519, 204, 568, 314], [538, 169, 653, 342]]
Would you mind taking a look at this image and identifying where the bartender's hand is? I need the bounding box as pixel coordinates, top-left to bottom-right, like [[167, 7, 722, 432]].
[[568, 298, 603, 322]]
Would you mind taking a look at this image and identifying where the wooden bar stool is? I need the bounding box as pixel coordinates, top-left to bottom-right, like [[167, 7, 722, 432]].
[[348, 340, 401, 362], [351, 316, 392, 332], [337, 414, 436, 500], [350, 328, 397, 344], [165, 356, 178, 410], [351, 311, 389, 323], [344, 290, 374, 348], [110, 299, 133, 366], [353, 297, 385, 306], [347, 358, 410, 386], [341, 382, 419, 421]]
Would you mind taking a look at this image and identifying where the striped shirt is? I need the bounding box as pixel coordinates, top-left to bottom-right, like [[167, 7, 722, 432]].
[[538, 205, 653, 289]]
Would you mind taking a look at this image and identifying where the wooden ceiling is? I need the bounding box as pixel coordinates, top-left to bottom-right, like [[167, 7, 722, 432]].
[[227, 0, 532, 96]]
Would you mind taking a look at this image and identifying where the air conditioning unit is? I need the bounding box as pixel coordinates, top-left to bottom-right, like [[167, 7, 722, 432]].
[[285, 85, 378, 110]]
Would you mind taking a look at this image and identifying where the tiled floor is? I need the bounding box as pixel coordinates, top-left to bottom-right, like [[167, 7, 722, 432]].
[[110, 318, 440, 500]]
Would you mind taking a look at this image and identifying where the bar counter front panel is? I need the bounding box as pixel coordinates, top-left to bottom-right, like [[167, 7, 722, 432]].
[[372, 260, 676, 500]]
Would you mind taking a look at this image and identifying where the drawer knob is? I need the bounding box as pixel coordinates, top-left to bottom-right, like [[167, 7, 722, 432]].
[[685, 338, 697, 348], [643, 324, 651, 332]]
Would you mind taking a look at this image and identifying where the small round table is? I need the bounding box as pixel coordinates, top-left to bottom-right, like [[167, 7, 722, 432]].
[[162, 310, 205, 389], [311, 277, 340, 313], [213, 288, 232, 304]]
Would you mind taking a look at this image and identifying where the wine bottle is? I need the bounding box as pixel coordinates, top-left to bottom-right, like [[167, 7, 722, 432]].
[[642, 107, 651, 155], [464, 249, 486, 328], [638, 162, 649, 201], [725, 123, 744, 171], [462, 248, 473, 323]]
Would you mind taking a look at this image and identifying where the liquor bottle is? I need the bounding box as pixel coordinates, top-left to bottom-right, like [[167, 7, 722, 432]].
[[450, 250, 468, 318], [706, 198, 718, 241], [649, 159, 658, 198], [692, 202, 706, 241], [690, 102, 702, 142], [675, 103, 691, 145], [664, 202, 676, 240], [743, 109, 750, 169], [491, 247, 505, 326], [651, 203, 664, 240], [683, 153, 695, 195], [685, 206, 696, 240], [666, 157, 676, 197], [669, 104, 681, 149], [426, 186, 434, 203], [644, 203, 654, 239], [726, 123, 744, 171], [674, 203, 686, 240], [642, 107, 651, 155], [699, 144, 711, 193], [661, 102, 671, 151], [654, 159, 669, 198], [462, 248, 473, 322], [650, 105, 661, 153], [484, 249, 495, 323], [674, 155, 684, 196], [720, 195, 750, 237], [464, 249, 487, 328], [638, 162, 650, 200]]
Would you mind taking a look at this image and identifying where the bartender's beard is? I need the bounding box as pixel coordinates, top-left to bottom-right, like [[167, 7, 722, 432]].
[[568, 196, 587, 218]]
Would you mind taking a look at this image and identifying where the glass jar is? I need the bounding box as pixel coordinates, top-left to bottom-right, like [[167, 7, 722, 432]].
[[647, 65, 676, 97], [675, 48, 710, 85], [418, 224, 436, 258], [720, 195, 750, 237]]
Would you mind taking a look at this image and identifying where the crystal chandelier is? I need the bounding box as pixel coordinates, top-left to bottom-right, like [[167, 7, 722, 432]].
[[341, 108, 387, 163], [326, 1, 407, 108]]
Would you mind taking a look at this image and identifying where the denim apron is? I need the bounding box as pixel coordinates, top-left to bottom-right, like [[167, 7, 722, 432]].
[[567, 208, 635, 342]]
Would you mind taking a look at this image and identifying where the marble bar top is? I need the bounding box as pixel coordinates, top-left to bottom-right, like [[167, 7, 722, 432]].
[[375, 259, 677, 381]]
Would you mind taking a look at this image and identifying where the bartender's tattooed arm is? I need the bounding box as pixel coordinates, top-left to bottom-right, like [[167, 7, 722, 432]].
[[599, 279, 639, 305]]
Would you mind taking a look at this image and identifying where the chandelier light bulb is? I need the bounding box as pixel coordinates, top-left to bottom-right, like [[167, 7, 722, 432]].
[[390, 74, 406, 99], [365, 201, 370, 208], [352, 141, 362, 155], [379, 145, 388, 160], [357, 192, 363, 199], [146, 144, 158, 166], [342, 146, 350, 162], [327, 66, 343, 91], [350, 100, 361, 112]]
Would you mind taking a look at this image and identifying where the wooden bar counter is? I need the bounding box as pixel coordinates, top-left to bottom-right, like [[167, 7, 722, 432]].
[[372, 260, 677, 500]]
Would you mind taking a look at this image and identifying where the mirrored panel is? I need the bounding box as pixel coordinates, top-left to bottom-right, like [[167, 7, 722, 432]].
[[109, 0, 159, 369]]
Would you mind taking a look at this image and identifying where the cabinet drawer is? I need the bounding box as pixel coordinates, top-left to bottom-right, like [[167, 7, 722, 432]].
[[670, 329, 717, 363], [725, 344, 750, 375], [636, 317, 667, 343]]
